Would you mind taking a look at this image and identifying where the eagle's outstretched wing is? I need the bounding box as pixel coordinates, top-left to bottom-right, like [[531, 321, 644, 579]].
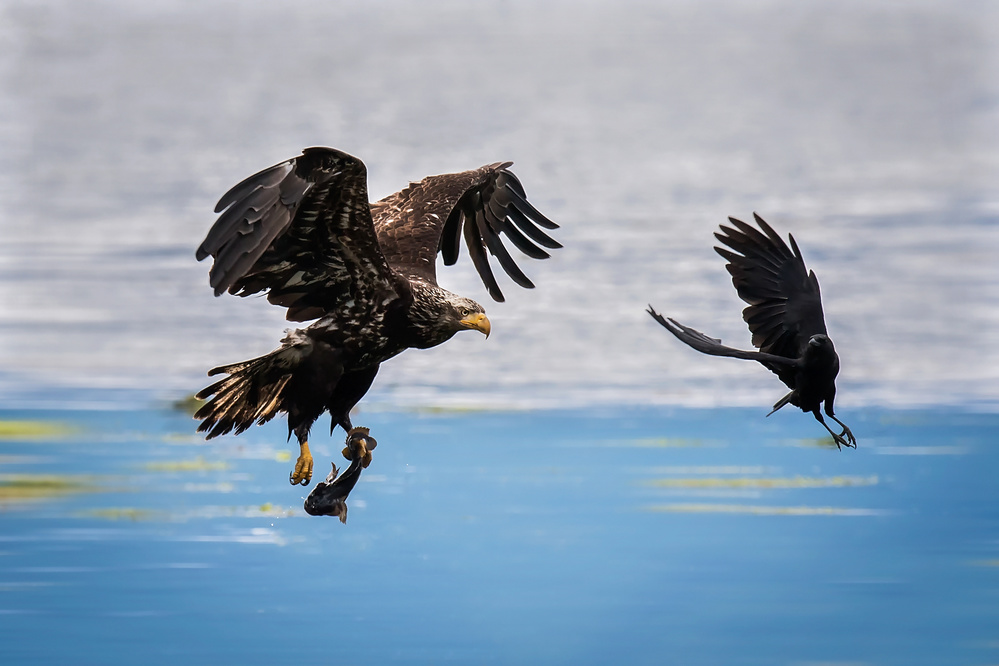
[[714, 213, 828, 387], [196, 147, 402, 322], [370, 163, 560, 302]]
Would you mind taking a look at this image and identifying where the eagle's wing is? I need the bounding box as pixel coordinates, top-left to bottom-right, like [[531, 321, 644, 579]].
[[714, 213, 828, 385], [196, 147, 401, 322], [370, 163, 560, 302]]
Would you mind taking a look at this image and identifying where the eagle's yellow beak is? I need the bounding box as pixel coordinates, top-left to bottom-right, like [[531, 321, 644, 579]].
[[460, 312, 491, 338]]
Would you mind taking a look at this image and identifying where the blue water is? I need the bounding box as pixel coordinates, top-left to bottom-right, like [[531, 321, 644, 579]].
[[1, 405, 996, 665]]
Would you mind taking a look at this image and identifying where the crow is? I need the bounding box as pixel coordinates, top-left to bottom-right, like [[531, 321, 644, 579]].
[[648, 213, 855, 449]]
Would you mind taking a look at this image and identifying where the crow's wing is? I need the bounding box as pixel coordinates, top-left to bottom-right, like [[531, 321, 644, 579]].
[[196, 147, 403, 322], [714, 213, 828, 362], [647, 307, 797, 366], [370, 163, 560, 302]]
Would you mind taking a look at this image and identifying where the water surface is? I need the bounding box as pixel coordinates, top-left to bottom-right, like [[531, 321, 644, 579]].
[[1, 405, 997, 665]]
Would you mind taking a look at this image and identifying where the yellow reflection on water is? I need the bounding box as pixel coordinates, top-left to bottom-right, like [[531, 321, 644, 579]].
[[81, 507, 166, 521], [645, 475, 879, 489], [0, 474, 103, 504], [144, 457, 229, 472], [611, 437, 715, 448], [0, 420, 74, 440], [170, 394, 205, 415], [650, 466, 772, 475], [794, 437, 840, 449], [77, 503, 297, 521]]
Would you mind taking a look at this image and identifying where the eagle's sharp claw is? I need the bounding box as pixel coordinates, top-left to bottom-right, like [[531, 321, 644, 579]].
[[290, 442, 314, 485]]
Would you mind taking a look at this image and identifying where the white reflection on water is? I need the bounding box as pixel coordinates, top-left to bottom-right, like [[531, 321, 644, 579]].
[[183, 527, 288, 546], [0, 1, 996, 411], [872, 445, 971, 455], [646, 504, 890, 516]]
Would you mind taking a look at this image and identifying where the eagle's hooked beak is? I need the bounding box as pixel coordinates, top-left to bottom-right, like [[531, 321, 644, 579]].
[[460, 312, 491, 338]]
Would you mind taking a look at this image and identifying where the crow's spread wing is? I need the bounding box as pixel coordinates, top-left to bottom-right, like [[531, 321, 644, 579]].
[[714, 213, 828, 361], [370, 163, 560, 302], [647, 307, 798, 366], [196, 147, 402, 322]]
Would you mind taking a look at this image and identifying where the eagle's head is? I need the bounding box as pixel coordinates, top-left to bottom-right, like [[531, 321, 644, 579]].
[[448, 295, 491, 338], [408, 284, 491, 349]]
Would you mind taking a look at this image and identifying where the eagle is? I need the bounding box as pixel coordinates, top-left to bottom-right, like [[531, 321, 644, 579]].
[[647, 214, 856, 449], [194, 147, 560, 485]]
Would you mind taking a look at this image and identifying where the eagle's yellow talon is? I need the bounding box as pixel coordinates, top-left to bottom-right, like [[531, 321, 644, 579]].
[[341, 427, 377, 467], [290, 441, 313, 485]]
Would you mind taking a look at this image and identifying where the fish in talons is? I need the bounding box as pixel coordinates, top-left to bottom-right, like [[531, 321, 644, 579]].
[[304, 427, 377, 522]]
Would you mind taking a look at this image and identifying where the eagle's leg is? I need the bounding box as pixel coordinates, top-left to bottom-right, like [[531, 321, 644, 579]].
[[342, 427, 377, 469], [290, 423, 314, 486], [328, 365, 381, 469], [290, 441, 313, 486]]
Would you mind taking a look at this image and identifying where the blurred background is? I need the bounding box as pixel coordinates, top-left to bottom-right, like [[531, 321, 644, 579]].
[[1, 2, 998, 665], [1, 0, 996, 410]]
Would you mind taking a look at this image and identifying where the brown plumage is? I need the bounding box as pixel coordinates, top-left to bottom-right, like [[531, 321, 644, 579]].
[[195, 147, 559, 485], [648, 214, 855, 449]]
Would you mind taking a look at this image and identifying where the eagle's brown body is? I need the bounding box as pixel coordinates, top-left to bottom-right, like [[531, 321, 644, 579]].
[[195, 147, 559, 486]]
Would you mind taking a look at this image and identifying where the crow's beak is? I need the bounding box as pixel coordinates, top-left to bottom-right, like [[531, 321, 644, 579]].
[[460, 312, 491, 338]]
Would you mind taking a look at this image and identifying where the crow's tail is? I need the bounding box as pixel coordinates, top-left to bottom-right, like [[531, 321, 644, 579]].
[[766, 390, 796, 417]]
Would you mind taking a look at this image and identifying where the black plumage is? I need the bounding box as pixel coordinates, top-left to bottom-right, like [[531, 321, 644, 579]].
[[647, 214, 855, 448], [195, 147, 559, 485]]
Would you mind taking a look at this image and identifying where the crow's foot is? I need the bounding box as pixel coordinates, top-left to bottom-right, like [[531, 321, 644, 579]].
[[831, 429, 856, 450]]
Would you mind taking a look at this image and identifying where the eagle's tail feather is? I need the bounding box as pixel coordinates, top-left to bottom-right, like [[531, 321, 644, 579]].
[[206, 358, 257, 377], [195, 347, 300, 440]]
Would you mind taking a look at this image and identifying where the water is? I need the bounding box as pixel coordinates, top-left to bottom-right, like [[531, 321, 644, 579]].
[[1, 405, 997, 665], [1, 1, 998, 663]]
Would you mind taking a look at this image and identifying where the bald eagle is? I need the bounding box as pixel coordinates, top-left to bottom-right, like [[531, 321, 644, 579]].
[[648, 214, 855, 449], [195, 147, 559, 485]]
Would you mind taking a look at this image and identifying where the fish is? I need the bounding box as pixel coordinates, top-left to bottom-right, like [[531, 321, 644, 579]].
[[303, 427, 376, 522]]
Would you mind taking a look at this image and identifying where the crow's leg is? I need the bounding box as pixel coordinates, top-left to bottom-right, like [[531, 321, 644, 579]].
[[823, 400, 857, 448], [813, 411, 855, 450]]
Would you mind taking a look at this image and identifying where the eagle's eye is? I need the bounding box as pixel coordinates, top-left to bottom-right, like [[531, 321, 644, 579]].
[[459, 307, 470, 317]]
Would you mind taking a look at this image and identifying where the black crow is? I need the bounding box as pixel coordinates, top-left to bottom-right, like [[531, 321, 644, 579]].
[[648, 214, 855, 448]]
